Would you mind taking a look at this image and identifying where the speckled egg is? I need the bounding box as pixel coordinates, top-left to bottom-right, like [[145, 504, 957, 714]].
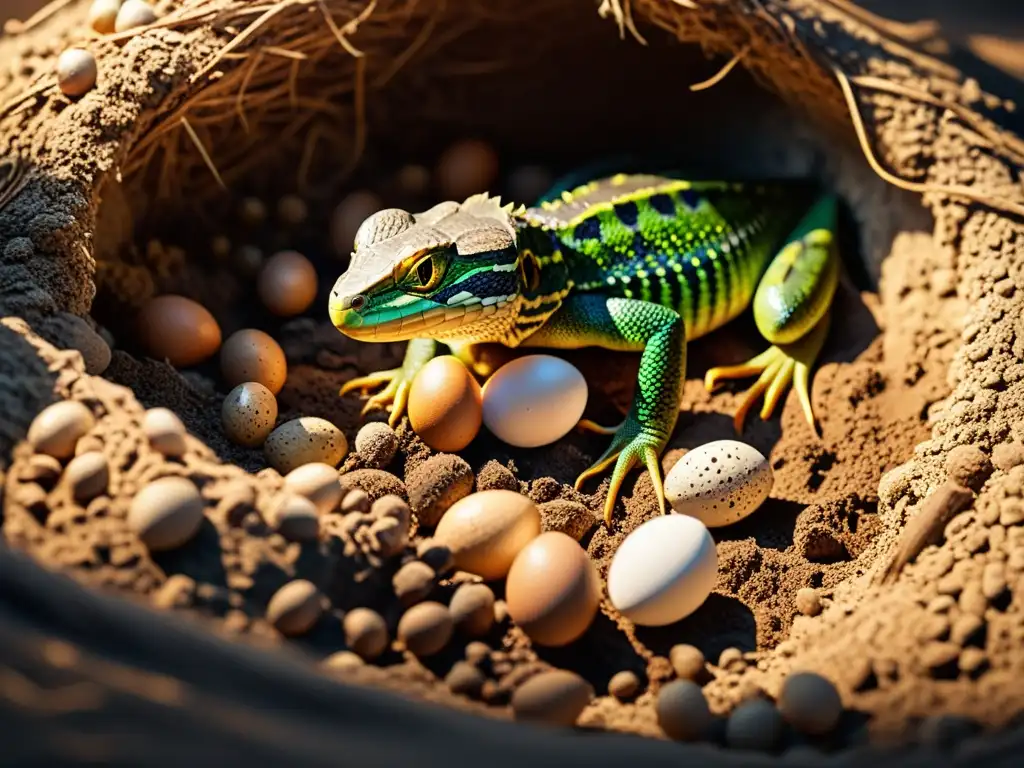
[[481, 355, 588, 448], [606, 514, 717, 627], [505, 531, 601, 647], [433, 490, 541, 581], [136, 295, 222, 368], [664, 439, 773, 527], [263, 416, 348, 474], [221, 382, 278, 448], [407, 356, 482, 452], [220, 328, 288, 395]]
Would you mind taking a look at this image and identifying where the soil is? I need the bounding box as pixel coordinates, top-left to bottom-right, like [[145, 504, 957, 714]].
[[2, 0, 1024, 764]]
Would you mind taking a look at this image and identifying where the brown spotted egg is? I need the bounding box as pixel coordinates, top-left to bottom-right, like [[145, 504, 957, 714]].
[[664, 439, 773, 527]]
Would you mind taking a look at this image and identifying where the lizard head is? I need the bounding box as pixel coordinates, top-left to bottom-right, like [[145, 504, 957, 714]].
[[329, 194, 525, 343]]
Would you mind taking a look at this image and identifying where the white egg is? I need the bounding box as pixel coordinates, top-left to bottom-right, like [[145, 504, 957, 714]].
[[664, 439, 773, 527], [607, 514, 717, 627], [481, 354, 588, 448]]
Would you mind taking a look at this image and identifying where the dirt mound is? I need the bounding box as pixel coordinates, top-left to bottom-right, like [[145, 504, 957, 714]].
[[2, 0, 1024, 764]]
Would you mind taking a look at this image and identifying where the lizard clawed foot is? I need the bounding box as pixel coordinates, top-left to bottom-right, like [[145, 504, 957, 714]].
[[704, 312, 830, 435], [574, 418, 668, 527], [576, 418, 626, 436], [339, 368, 412, 428]]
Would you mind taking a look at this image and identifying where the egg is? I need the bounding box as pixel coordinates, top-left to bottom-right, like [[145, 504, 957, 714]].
[[481, 355, 588, 448], [664, 439, 773, 527], [436, 139, 499, 200], [136, 295, 222, 367], [330, 190, 383, 257], [606, 514, 717, 627], [433, 490, 541, 581], [407, 355, 482, 452], [56, 48, 97, 97], [505, 531, 601, 647], [221, 382, 278, 448], [219, 328, 288, 394], [263, 416, 348, 474], [257, 250, 318, 317]]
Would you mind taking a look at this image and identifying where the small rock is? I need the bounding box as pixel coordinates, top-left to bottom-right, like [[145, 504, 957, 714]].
[[718, 647, 745, 672], [338, 469, 406, 502], [476, 460, 519, 492], [128, 476, 205, 551], [56, 48, 98, 97], [392, 561, 436, 606], [959, 583, 988, 616], [63, 451, 109, 502], [950, 614, 985, 646], [992, 442, 1024, 472], [656, 680, 712, 741], [726, 698, 784, 751], [670, 644, 706, 681], [446, 661, 485, 698], [268, 493, 320, 542], [958, 647, 988, 676], [448, 583, 495, 638], [921, 642, 961, 676], [464, 641, 491, 665], [142, 408, 188, 457], [416, 538, 454, 573], [406, 453, 474, 527], [341, 488, 371, 514], [981, 562, 1007, 600], [343, 608, 388, 660], [323, 650, 364, 672], [283, 462, 343, 515], [608, 670, 641, 700], [927, 595, 956, 613], [511, 669, 594, 727], [917, 613, 951, 642], [397, 602, 453, 657], [23, 454, 62, 488], [354, 422, 398, 468], [794, 588, 822, 617], [150, 574, 196, 610], [946, 446, 993, 492], [537, 499, 598, 541], [778, 672, 843, 736], [28, 400, 95, 460], [266, 580, 323, 637]]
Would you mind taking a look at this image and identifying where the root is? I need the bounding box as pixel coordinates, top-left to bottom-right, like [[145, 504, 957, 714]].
[[689, 44, 750, 91]]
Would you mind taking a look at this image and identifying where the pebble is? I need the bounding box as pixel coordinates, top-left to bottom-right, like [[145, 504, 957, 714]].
[[238, 197, 267, 226], [268, 493, 320, 542], [446, 662, 486, 698], [266, 580, 323, 636], [407, 454, 474, 527], [669, 644, 706, 681], [56, 48, 97, 97], [922, 642, 961, 674], [353, 422, 398, 468], [338, 469, 405, 503], [718, 647, 745, 671], [510, 669, 593, 727], [23, 454, 62, 488], [794, 587, 822, 617], [28, 400, 95, 460], [397, 602, 453, 657], [115, 0, 157, 32], [664, 439, 773, 527], [436, 138, 499, 200], [537, 499, 598, 541], [475, 460, 519, 492], [127, 476, 205, 551], [222, 382, 278, 448], [88, 0, 121, 34], [608, 670, 641, 700], [778, 672, 843, 735], [945, 445, 992, 492], [417, 538, 454, 573], [981, 561, 1007, 600], [726, 698, 784, 751], [656, 680, 712, 741], [323, 650, 364, 672], [341, 488, 371, 514], [343, 608, 388, 660], [950, 613, 984, 646], [392, 561, 436, 606], [142, 407, 188, 457], [277, 194, 308, 226], [264, 416, 348, 474], [448, 583, 495, 638], [434, 490, 541, 580], [63, 451, 109, 502], [464, 641, 491, 665], [282, 462, 342, 515]]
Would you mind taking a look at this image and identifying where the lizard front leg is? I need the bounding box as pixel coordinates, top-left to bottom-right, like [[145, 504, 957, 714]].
[[520, 294, 686, 526], [339, 337, 437, 427]]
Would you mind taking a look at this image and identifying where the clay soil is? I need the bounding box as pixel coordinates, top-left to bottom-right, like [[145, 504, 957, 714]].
[[3, 0, 1024, 764]]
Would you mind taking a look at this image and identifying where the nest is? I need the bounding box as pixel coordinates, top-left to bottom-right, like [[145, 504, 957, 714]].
[[2, 0, 1024, 763]]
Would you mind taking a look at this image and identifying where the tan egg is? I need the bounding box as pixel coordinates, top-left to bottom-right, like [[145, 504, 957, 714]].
[[330, 190, 383, 257], [257, 251, 318, 317], [266, 579, 323, 637], [221, 382, 278, 448], [88, 0, 121, 34], [505, 531, 601, 647], [407, 355, 482, 452], [219, 328, 288, 394], [128, 476, 205, 552], [136, 294, 222, 368], [56, 48, 97, 97], [282, 461, 343, 515], [142, 407, 187, 457], [436, 139, 499, 200], [263, 416, 348, 474], [27, 400, 95, 460], [433, 490, 541, 581], [511, 669, 594, 727], [114, 0, 157, 33]]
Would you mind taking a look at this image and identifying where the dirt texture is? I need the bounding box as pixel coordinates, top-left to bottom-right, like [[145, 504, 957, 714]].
[[1, 0, 1024, 764]]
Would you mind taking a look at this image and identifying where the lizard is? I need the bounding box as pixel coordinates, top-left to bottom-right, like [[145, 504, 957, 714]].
[[328, 172, 840, 526]]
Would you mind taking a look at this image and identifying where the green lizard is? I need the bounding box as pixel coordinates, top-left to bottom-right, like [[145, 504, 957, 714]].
[[328, 173, 839, 526]]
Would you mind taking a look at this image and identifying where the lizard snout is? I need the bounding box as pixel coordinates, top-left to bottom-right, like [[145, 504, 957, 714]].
[[329, 292, 367, 330]]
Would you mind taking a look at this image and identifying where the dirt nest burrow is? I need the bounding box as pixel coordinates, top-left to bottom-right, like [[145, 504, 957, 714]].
[[2, 0, 1024, 759]]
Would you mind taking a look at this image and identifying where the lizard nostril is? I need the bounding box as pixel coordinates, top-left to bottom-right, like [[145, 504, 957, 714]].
[[350, 294, 366, 311]]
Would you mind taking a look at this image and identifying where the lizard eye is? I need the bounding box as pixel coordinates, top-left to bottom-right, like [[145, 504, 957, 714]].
[[402, 252, 448, 293]]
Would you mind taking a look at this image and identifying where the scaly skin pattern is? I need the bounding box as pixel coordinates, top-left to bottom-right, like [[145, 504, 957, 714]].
[[330, 174, 840, 525]]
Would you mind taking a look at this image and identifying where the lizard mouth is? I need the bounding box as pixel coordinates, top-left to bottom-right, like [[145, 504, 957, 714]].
[[330, 299, 515, 342]]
